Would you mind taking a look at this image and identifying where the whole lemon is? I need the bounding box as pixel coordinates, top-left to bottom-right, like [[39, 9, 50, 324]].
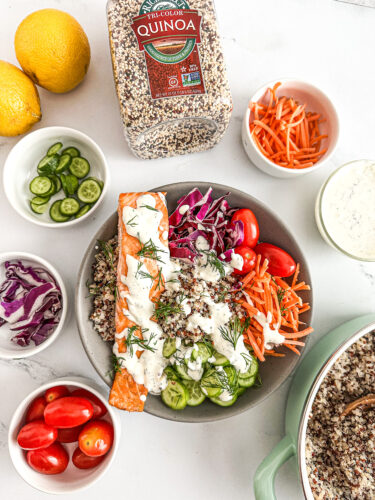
[[15, 9, 90, 94], [0, 60, 41, 137]]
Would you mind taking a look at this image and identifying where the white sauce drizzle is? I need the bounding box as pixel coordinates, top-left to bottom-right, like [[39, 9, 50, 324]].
[[254, 311, 284, 350]]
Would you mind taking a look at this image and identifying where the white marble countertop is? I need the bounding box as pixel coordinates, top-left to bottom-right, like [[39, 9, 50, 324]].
[[1, 0, 375, 498]]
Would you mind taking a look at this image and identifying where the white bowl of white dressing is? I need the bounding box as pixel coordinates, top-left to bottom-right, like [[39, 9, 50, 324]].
[[315, 159, 375, 261]]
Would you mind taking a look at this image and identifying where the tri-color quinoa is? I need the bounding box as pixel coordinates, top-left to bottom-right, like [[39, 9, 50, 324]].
[[88, 237, 118, 342], [306, 332, 375, 499]]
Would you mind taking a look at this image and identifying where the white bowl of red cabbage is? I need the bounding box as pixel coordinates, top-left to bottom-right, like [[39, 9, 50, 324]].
[[0, 252, 67, 359]]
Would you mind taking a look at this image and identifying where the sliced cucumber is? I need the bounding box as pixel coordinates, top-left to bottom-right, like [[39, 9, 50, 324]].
[[201, 368, 223, 398], [60, 197, 80, 216], [191, 341, 212, 363], [238, 375, 256, 388], [210, 393, 238, 407], [30, 195, 50, 206], [224, 365, 238, 391], [29, 176, 53, 196], [47, 142, 63, 156], [237, 387, 246, 396], [48, 174, 61, 193], [74, 204, 91, 219], [161, 380, 188, 410], [62, 146, 80, 158], [211, 350, 229, 366], [49, 200, 70, 223], [55, 154, 72, 174], [37, 154, 59, 175], [163, 366, 179, 381], [86, 177, 104, 190], [65, 174, 79, 195], [30, 200, 48, 214], [163, 338, 177, 358], [69, 157, 90, 178], [175, 363, 193, 381], [239, 354, 259, 380], [77, 179, 101, 204], [185, 381, 206, 406]]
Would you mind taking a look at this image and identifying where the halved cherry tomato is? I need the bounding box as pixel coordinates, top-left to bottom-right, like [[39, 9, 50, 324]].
[[255, 243, 296, 278], [71, 389, 107, 419], [232, 245, 257, 275], [27, 443, 68, 475], [25, 396, 47, 423], [79, 420, 114, 457], [45, 385, 69, 403], [72, 447, 105, 469], [17, 420, 57, 450], [44, 397, 93, 428], [231, 209, 259, 248], [57, 425, 83, 443]]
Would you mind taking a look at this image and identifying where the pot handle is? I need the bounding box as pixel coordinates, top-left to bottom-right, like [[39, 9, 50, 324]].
[[253, 434, 295, 500]]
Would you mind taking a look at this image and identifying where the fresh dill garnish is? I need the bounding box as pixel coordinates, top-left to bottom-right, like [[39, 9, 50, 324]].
[[219, 317, 250, 349], [166, 278, 179, 284], [241, 351, 255, 369], [107, 354, 125, 379], [135, 263, 165, 290], [276, 287, 287, 315], [154, 300, 183, 321], [202, 250, 226, 278], [126, 215, 138, 227], [124, 326, 156, 356], [98, 239, 116, 272], [140, 204, 159, 212], [137, 238, 166, 264], [202, 367, 237, 396]]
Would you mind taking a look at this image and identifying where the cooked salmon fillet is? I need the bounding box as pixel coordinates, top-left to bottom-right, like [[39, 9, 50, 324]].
[[109, 192, 168, 411]]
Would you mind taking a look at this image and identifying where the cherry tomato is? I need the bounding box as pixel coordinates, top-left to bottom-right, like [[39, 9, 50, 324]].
[[44, 397, 93, 428], [71, 389, 107, 419], [232, 245, 257, 275], [231, 209, 259, 248], [57, 425, 83, 443], [255, 243, 296, 278], [17, 420, 57, 450], [79, 420, 114, 457], [45, 385, 69, 403], [72, 447, 105, 469], [25, 396, 47, 423], [26, 443, 69, 475]]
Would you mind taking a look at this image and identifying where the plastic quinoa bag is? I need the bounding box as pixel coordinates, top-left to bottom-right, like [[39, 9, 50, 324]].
[[107, 0, 232, 159]]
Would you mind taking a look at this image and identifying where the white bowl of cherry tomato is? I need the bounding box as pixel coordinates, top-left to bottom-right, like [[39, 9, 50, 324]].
[[8, 377, 120, 494]]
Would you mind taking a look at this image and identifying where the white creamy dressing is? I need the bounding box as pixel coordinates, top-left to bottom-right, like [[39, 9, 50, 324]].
[[179, 204, 190, 215], [254, 311, 284, 350], [170, 343, 204, 381], [321, 160, 375, 259]]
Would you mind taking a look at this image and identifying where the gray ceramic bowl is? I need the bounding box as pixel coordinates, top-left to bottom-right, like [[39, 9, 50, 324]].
[[76, 182, 313, 422]]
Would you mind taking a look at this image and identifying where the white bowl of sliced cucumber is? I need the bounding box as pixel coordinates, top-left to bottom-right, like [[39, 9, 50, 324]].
[[3, 126, 109, 228]]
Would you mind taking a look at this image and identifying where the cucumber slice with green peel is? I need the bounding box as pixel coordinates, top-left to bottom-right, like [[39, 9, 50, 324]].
[[239, 354, 259, 381], [29, 176, 53, 196], [175, 363, 194, 381], [210, 393, 238, 407], [77, 179, 101, 204], [49, 200, 70, 223], [161, 380, 188, 410], [191, 341, 212, 363], [237, 387, 246, 396], [201, 368, 223, 398], [48, 174, 61, 193], [69, 157, 90, 178], [55, 154, 72, 174], [185, 381, 206, 406], [164, 366, 179, 381], [74, 204, 91, 219], [86, 177, 104, 190], [61, 146, 80, 157], [37, 154, 59, 175], [30, 200, 48, 214], [238, 375, 256, 388], [223, 365, 239, 390], [30, 195, 50, 206], [65, 174, 79, 195], [211, 350, 229, 366], [47, 142, 63, 156], [60, 197, 80, 216], [163, 338, 177, 358]]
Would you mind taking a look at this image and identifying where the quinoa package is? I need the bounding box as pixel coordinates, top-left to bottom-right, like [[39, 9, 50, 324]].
[[107, 0, 232, 159]]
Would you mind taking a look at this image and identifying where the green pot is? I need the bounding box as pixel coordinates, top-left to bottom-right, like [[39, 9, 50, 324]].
[[254, 313, 375, 499]]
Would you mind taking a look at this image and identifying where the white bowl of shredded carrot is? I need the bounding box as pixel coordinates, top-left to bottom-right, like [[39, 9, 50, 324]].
[[242, 79, 339, 178]]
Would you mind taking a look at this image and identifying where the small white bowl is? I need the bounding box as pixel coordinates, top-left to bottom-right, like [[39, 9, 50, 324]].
[[0, 252, 67, 359], [3, 126, 109, 228], [8, 377, 121, 494], [242, 79, 339, 178]]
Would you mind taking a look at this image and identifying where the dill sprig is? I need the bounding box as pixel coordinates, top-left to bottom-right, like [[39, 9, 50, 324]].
[[219, 317, 250, 349], [277, 287, 287, 315], [98, 239, 116, 272], [124, 325, 156, 356], [135, 263, 165, 290], [126, 215, 138, 227], [107, 354, 125, 379], [201, 250, 226, 278], [202, 368, 237, 396], [154, 300, 183, 321], [137, 238, 166, 264], [140, 204, 159, 212]]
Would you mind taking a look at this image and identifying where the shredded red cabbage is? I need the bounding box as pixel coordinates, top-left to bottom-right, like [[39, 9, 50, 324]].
[[169, 187, 244, 261], [0, 261, 62, 347]]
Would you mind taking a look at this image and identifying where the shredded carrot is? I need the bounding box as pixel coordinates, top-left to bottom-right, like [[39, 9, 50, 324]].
[[249, 82, 328, 169]]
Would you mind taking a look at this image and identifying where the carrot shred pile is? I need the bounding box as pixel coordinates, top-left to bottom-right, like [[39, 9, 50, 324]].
[[249, 82, 327, 169], [238, 257, 313, 362]]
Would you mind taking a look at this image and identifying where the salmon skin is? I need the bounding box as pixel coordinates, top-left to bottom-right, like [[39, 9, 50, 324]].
[[109, 192, 168, 412]]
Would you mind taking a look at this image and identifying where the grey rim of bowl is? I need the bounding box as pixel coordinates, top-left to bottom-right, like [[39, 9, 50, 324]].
[[297, 319, 375, 499], [317, 159, 375, 262], [76, 181, 313, 422]]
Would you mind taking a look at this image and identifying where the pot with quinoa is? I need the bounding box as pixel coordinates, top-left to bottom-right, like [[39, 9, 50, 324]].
[[253, 314, 375, 500]]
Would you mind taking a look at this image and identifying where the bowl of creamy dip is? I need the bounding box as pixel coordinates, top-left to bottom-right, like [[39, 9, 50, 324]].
[[315, 160, 375, 261]]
